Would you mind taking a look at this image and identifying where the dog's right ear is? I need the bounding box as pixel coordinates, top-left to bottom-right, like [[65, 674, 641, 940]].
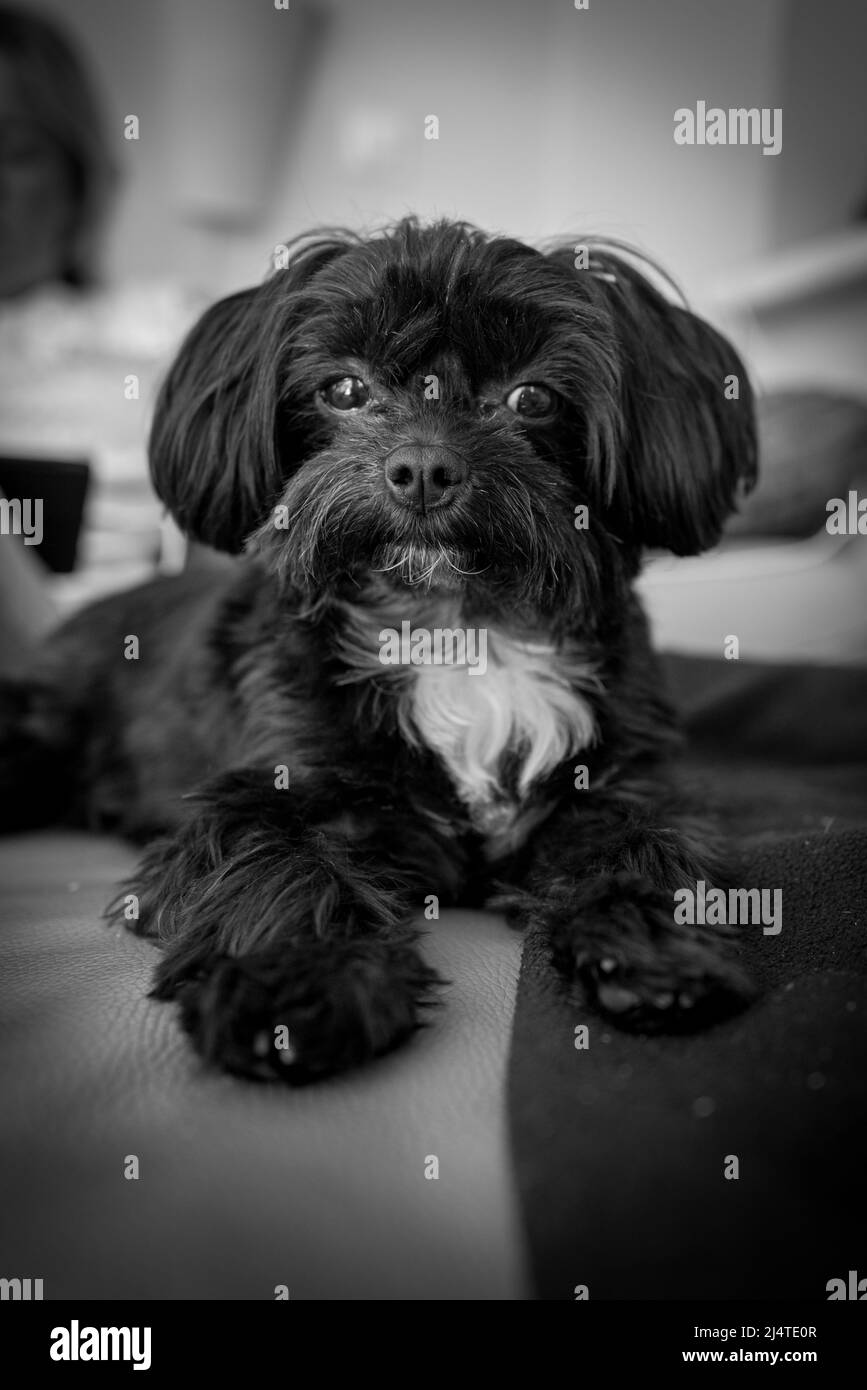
[[149, 236, 351, 552]]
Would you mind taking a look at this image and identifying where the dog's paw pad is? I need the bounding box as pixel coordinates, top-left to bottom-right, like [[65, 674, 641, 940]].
[[276, 1040, 298, 1067], [596, 981, 641, 1014], [582, 954, 749, 1034], [252, 1028, 298, 1065]]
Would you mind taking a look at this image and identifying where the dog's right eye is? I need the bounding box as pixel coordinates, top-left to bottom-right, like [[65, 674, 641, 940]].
[[318, 377, 371, 412]]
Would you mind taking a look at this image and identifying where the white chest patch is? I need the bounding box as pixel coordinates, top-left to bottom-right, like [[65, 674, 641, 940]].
[[398, 629, 600, 858]]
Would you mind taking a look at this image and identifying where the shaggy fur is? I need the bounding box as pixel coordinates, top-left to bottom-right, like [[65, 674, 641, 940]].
[[0, 218, 758, 1081]]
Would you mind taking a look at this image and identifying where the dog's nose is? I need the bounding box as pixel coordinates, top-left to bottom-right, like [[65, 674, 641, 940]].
[[384, 443, 467, 511]]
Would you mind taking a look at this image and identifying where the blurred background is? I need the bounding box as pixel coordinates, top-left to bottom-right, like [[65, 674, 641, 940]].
[[1, 0, 866, 665]]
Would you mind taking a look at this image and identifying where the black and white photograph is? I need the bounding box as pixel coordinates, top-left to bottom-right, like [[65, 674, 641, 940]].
[[0, 0, 865, 1338]]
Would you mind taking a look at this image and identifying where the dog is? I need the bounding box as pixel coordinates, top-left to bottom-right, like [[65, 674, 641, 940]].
[[0, 218, 758, 1081]]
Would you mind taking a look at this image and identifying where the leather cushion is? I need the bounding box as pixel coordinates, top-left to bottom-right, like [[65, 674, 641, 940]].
[[0, 833, 529, 1300]]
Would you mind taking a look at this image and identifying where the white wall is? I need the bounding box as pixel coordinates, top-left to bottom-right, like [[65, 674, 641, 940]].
[[211, 0, 790, 297], [20, 0, 864, 300], [769, 0, 867, 248]]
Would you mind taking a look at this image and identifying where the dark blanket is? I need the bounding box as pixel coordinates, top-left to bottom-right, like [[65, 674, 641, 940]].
[[509, 655, 867, 1300]]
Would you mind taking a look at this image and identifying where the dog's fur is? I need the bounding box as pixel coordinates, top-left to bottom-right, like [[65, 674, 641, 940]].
[[0, 219, 759, 1081]]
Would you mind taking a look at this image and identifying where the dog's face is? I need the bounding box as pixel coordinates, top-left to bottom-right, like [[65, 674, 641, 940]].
[[150, 219, 756, 628]]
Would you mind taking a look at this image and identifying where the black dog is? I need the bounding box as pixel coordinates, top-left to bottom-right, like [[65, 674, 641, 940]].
[[1, 219, 758, 1081]]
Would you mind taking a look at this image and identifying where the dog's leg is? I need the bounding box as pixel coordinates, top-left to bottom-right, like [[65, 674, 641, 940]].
[[109, 770, 448, 1081], [0, 679, 81, 831], [501, 785, 755, 1032]]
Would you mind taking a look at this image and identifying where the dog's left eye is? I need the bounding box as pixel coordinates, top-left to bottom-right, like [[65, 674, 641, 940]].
[[318, 377, 371, 411], [504, 384, 557, 419]]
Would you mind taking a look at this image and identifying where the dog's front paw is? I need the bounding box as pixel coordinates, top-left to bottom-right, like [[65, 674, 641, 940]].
[[154, 936, 443, 1082], [581, 950, 751, 1033], [548, 871, 755, 1034]]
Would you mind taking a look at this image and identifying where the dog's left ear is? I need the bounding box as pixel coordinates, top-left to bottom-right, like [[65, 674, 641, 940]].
[[550, 245, 757, 554]]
